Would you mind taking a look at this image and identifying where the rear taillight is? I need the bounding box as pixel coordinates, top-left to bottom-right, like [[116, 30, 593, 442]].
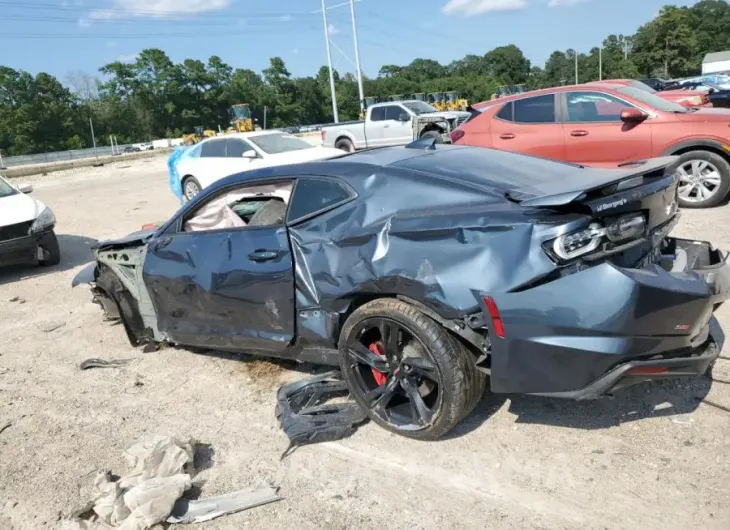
[[483, 296, 505, 338], [450, 129, 465, 143]]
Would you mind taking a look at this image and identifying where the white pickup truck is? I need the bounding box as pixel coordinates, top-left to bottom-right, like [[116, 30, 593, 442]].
[[321, 100, 472, 152]]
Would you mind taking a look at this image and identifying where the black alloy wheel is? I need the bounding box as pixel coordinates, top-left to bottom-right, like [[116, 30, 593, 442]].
[[339, 299, 485, 440]]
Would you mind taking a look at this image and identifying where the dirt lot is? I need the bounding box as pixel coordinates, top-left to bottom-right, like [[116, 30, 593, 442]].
[[1, 155, 730, 530]]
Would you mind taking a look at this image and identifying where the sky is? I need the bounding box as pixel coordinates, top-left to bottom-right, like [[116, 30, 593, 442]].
[[1, 0, 703, 83]]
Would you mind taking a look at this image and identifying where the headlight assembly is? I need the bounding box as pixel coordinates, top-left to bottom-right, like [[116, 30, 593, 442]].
[[29, 207, 56, 234]]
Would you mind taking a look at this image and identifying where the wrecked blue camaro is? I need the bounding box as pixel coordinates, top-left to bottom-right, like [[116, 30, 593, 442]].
[[73, 141, 730, 439]]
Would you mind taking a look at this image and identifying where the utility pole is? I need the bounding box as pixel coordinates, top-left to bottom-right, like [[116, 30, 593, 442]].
[[264, 106, 268, 130], [350, 0, 365, 111], [89, 117, 98, 160], [320, 0, 339, 123], [599, 47, 602, 81], [575, 53, 578, 85]]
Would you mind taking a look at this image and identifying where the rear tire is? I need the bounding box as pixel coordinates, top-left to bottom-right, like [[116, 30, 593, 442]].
[[338, 299, 485, 440], [335, 138, 355, 152], [420, 130, 444, 143], [670, 150, 730, 208]]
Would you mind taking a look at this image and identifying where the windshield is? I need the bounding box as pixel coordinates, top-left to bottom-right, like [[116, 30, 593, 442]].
[[402, 101, 439, 114], [701, 82, 722, 91], [627, 80, 657, 94], [0, 176, 17, 199], [248, 132, 312, 154], [617, 86, 688, 113]]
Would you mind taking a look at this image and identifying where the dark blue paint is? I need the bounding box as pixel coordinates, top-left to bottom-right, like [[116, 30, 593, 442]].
[[143, 225, 295, 353]]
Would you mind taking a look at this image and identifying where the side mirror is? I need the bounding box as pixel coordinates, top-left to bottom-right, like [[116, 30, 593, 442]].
[[18, 183, 33, 194], [620, 108, 648, 123], [398, 113, 411, 122], [243, 150, 257, 159]]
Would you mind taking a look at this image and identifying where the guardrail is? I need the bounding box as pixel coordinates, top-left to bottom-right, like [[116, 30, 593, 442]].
[[0, 131, 324, 174]]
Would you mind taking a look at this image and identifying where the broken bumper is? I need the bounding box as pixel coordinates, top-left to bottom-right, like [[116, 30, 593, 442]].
[[0, 229, 55, 267], [483, 237, 730, 396]]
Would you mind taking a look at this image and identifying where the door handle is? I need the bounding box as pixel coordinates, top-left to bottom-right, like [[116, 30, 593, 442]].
[[248, 249, 280, 262], [570, 130, 589, 137], [383, 124, 390, 128], [500, 133, 515, 140]]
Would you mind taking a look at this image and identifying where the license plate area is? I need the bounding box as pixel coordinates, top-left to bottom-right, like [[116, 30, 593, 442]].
[[659, 238, 727, 273]]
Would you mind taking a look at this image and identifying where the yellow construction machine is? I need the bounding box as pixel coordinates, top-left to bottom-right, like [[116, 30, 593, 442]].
[[229, 103, 255, 133], [427, 92, 447, 111], [183, 126, 216, 146], [444, 91, 469, 111]]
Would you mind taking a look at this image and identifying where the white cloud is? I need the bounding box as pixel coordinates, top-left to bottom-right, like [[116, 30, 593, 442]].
[[117, 53, 138, 62], [280, 14, 292, 22], [292, 48, 299, 55], [106, 40, 118, 47], [83, 0, 229, 23], [548, 0, 588, 6], [327, 23, 339, 36], [442, 0, 526, 15]]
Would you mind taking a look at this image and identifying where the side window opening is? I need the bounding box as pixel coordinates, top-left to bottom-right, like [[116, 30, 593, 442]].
[[370, 107, 385, 121], [513, 95, 556, 124], [183, 182, 293, 232], [566, 91, 632, 122], [226, 139, 254, 158], [495, 102, 513, 122], [385, 105, 403, 121], [200, 139, 226, 157], [288, 178, 352, 223]]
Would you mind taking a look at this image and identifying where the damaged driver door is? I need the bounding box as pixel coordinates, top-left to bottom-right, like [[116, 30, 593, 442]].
[[142, 181, 296, 354]]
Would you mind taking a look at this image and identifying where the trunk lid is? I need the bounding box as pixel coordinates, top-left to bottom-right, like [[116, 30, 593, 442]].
[[509, 156, 678, 207], [513, 156, 680, 236]]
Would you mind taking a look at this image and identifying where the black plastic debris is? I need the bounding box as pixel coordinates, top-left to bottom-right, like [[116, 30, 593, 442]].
[[79, 358, 131, 370], [275, 371, 368, 458]]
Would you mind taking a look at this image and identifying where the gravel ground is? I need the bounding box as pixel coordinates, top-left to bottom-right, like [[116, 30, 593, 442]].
[[1, 156, 729, 530]]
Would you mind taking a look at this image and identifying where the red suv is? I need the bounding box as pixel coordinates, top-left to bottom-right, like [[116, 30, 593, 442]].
[[451, 82, 730, 208]]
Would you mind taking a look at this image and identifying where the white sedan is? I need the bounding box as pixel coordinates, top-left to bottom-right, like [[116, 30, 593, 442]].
[[0, 175, 60, 268], [175, 131, 344, 201]]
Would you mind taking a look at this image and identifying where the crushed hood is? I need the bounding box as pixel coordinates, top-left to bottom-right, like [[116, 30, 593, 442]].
[[0, 193, 45, 228], [95, 228, 157, 251]]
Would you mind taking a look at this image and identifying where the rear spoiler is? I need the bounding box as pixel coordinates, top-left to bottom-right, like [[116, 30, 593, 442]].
[[516, 156, 679, 208]]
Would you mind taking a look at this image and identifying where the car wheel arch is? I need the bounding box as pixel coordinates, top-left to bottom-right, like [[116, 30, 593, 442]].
[[335, 293, 487, 363], [662, 139, 730, 164]]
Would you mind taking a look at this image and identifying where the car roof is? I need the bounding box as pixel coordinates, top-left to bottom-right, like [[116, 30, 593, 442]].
[[201, 130, 287, 142], [210, 143, 588, 199], [473, 83, 625, 109], [371, 100, 425, 107]]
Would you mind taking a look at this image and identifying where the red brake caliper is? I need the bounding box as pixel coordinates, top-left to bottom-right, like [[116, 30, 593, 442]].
[[369, 342, 387, 386]]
